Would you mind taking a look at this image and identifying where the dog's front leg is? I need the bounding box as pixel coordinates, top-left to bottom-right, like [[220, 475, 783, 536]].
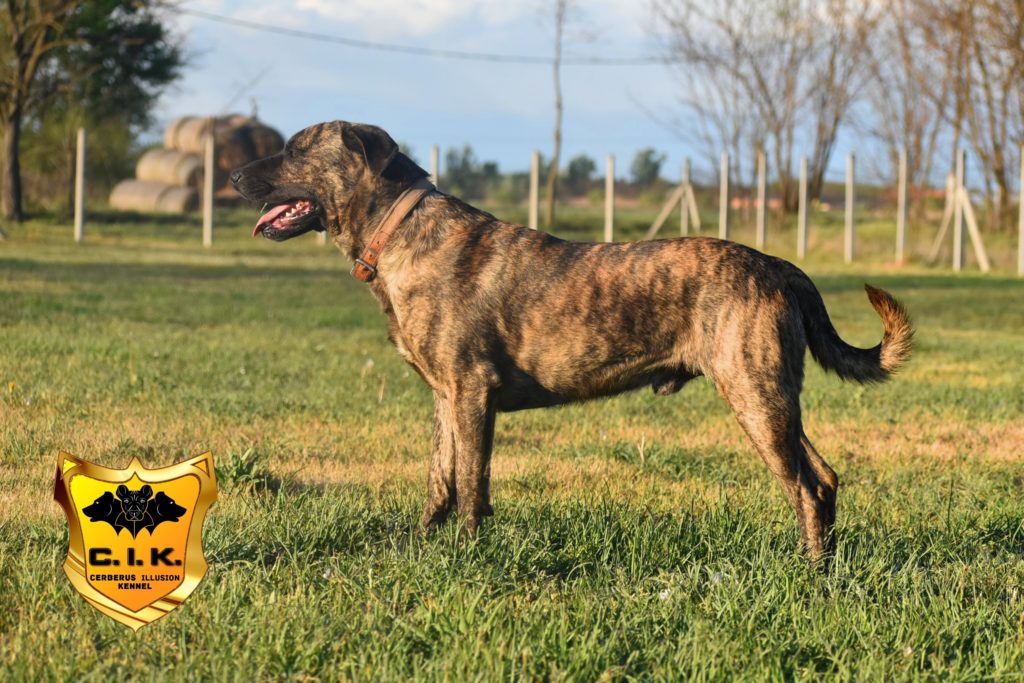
[[450, 384, 496, 535], [421, 394, 457, 531]]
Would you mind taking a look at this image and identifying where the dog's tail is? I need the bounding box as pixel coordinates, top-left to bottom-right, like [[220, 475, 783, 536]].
[[788, 273, 913, 383]]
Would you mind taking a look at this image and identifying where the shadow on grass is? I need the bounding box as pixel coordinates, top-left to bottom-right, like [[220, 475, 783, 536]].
[[0, 256, 344, 282]]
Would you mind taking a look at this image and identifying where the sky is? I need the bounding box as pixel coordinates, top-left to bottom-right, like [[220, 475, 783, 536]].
[[157, 0, 858, 183]]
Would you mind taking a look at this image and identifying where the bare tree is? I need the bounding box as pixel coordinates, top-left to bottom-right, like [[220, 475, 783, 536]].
[[661, 45, 756, 202], [657, 1, 781, 206], [862, 0, 947, 218], [964, 0, 1024, 229], [655, 0, 871, 212], [1000, 2, 1024, 146], [914, 0, 1024, 230], [543, 0, 567, 229], [805, 0, 877, 201], [916, 1, 972, 186]]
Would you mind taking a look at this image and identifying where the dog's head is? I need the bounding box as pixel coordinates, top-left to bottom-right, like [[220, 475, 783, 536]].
[[83, 491, 118, 523], [230, 121, 428, 243], [149, 491, 186, 523], [116, 484, 153, 522]]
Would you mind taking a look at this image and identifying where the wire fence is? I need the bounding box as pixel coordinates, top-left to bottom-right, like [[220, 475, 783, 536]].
[[69, 128, 1024, 276]]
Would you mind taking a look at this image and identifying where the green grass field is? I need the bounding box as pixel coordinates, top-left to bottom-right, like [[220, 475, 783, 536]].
[[1, 206, 1023, 681]]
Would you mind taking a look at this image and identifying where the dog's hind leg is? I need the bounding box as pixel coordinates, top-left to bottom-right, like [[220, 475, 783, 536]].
[[725, 389, 834, 562], [801, 432, 838, 534], [421, 394, 457, 531], [711, 300, 837, 561]]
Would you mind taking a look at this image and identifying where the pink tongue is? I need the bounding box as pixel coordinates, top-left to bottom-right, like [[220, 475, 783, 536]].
[[253, 203, 294, 236]]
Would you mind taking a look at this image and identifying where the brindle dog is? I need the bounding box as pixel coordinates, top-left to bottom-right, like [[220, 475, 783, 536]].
[[231, 121, 913, 561]]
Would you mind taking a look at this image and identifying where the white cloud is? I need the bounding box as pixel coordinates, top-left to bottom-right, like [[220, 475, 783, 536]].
[[295, 0, 524, 37]]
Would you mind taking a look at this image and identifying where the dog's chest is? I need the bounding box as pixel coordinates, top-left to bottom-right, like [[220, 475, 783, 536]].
[[380, 282, 449, 388]]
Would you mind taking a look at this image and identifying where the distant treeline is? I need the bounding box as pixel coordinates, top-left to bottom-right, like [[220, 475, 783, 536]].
[[424, 144, 670, 203]]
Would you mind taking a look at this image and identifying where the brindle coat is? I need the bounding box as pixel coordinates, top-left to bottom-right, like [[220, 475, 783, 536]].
[[232, 121, 914, 561]]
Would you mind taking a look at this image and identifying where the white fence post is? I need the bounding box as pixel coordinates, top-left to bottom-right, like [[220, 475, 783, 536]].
[[756, 149, 766, 249], [958, 186, 992, 272], [718, 151, 729, 240], [430, 145, 440, 188], [681, 159, 690, 236], [203, 124, 214, 248], [896, 147, 907, 264], [797, 156, 808, 259], [529, 151, 540, 231], [844, 152, 855, 264], [953, 149, 965, 272], [604, 154, 614, 242], [1019, 144, 1024, 276], [74, 127, 85, 243]]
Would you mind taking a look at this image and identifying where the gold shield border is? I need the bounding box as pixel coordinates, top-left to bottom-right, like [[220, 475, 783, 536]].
[[53, 451, 218, 631]]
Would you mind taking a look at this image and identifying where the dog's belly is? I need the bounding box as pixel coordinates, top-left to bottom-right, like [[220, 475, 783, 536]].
[[494, 360, 697, 412]]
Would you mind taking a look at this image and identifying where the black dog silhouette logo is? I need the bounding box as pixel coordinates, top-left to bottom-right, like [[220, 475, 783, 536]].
[[82, 485, 186, 538]]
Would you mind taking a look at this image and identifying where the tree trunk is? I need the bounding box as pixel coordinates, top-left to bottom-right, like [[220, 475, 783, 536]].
[[544, 0, 566, 229], [544, 95, 562, 228], [2, 101, 24, 222], [773, 144, 798, 214]]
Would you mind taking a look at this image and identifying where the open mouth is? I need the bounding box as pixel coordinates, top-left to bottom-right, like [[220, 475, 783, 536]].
[[252, 198, 323, 241]]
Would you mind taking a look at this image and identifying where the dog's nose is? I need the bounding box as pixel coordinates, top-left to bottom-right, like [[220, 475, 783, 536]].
[[230, 169, 244, 186]]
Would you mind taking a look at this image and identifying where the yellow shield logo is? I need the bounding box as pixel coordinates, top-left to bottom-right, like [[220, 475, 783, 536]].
[[53, 451, 218, 631]]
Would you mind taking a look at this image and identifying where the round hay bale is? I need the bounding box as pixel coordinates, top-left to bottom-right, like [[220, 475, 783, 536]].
[[172, 117, 215, 154], [165, 114, 251, 153], [109, 180, 198, 213], [163, 116, 195, 150], [215, 122, 286, 193], [158, 114, 285, 195], [136, 149, 203, 188], [247, 123, 285, 159], [155, 186, 200, 213]]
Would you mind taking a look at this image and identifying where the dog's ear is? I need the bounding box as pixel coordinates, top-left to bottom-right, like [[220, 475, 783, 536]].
[[342, 123, 399, 176], [140, 484, 153, 500], [116, 485, 129, 500]]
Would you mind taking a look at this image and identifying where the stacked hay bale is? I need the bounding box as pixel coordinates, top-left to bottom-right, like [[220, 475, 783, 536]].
[[109, 115, 284, 214], [109, 182, 200, 213]]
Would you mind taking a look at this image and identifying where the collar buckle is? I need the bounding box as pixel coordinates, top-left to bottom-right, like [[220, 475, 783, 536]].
[[351, 257, 377, 282]]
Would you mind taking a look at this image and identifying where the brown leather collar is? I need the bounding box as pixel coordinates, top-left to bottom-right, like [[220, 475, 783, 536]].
[[351, 178, 435, 282]]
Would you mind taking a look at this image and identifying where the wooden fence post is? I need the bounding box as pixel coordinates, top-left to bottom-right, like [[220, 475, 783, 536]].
[[958, 186, 992, 272], [645, 185, 685, 240], [896, 147, 907, 264], [430, 145, 439, 188], [203, 122, 214, 248], [681, 159, 690, 236], [605, 154, 614, 242], [927, 174, 955, 263], [1019, 145, 1024, 276], [797, 156, 808, 259], [74, 127, 85, 243], [718, 151, 729, 240], [953, 148, 965, 272], [529, 151, 540, 231], [844, 152, 855, 264], [756, 149, 766, 249]]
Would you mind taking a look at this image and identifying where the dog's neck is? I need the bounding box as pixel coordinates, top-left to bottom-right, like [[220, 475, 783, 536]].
[[329, 177, 409, 261]]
